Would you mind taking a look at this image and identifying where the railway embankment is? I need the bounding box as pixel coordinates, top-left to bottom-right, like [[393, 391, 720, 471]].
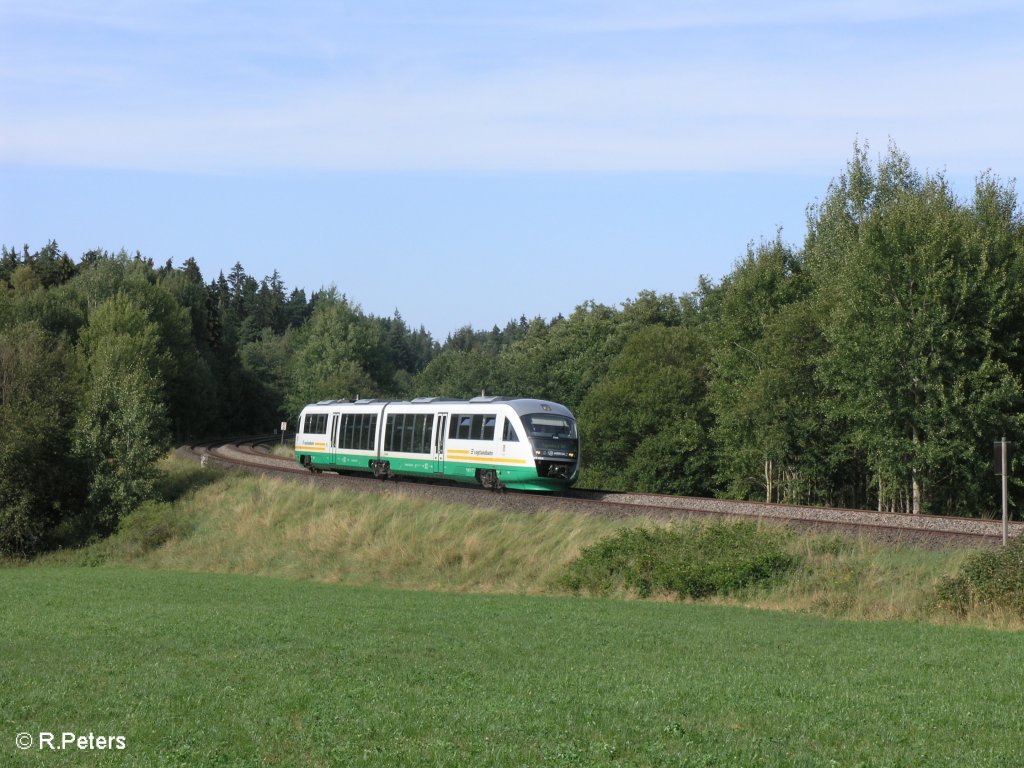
[[184, 437, 1021, 550], [39, 450, 1023, 629]]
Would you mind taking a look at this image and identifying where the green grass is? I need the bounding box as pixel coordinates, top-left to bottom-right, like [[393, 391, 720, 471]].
[[6, 457, 1024, 764], [3, 567, 1024, 767]]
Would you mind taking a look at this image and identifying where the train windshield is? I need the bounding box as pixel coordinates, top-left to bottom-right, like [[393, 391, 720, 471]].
[[521, 414, 577, 440]]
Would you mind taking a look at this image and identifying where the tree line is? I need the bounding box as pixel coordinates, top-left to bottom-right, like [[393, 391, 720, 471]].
[[2, 143, 1022, 554]]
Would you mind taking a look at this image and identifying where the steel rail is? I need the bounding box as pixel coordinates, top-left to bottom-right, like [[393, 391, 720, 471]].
[[183, 436, 1013, 549]]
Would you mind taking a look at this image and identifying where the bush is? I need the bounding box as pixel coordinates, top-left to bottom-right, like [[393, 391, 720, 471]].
[[561, 521, 796, 599], [935, 538, 1024, 617], [114, 500, 195, 559]]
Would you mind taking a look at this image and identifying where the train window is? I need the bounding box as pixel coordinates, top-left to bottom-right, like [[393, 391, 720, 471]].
[[502, 419, 519, 442], [385, 413, 434, 453], [521, 414, 577, 439], [451, 415, 472, 440], [331, 413, 378, 451], [358, 414, 375, 451], [402, 416, 415, 451], [448, 414, 497, 441], [303, 413, 328, 435], [361, 415, 377, 451], [418, 414, 434, 453], [385, 417, 397, 454]]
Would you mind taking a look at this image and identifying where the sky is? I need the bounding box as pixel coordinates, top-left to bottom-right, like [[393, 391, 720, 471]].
[[2, 1, 1022, 338]]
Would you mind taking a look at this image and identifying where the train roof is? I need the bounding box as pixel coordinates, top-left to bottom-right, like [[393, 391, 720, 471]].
[[301, 397, 574, 417]]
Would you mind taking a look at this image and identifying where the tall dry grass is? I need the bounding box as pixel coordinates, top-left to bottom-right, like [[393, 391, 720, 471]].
[[39, 455, 1020, 628], [118, 467, 642, 594], [726, 534, 981, 625]]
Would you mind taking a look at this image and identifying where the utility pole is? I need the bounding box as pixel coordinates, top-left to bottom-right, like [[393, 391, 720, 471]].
[[1002, 438, 1009, 546], [994, 437, 1013, 546]]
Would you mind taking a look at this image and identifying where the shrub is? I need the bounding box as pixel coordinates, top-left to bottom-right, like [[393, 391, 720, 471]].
[[114, 500, 195, 559], [935, 538, 1024, 617], [561, 521, 796, 599]]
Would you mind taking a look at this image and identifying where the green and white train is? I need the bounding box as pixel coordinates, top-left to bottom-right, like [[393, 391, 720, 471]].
[[294, 396, 579, 492]]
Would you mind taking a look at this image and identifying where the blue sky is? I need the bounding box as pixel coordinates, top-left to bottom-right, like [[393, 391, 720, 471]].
[[2, 1, 1022, 338]]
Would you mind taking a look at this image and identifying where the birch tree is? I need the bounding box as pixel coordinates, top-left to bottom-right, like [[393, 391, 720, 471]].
[[808, 144, 1024, 515]]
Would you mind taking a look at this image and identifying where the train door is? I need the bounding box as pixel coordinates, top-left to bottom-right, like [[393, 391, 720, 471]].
[[433, 413, 447, 475], [329, 411, 341, 466], [501, 414, 520, 458]]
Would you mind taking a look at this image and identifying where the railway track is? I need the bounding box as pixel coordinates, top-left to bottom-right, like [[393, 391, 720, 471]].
[[182, 436, 1019, 549]]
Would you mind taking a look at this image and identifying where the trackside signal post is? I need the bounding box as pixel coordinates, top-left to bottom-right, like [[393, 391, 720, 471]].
[[994, 438, 1013, 546]]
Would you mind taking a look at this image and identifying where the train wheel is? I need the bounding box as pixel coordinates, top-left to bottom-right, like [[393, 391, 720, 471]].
[[477, 469, 502, 491]]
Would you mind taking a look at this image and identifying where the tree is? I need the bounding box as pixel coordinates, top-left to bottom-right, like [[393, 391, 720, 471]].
[[251, 270, 288, 335], [285, 288, 311, 328], [578, 324, 714, 494], [10, 265, 41, 294], [240, 327, 300, 424], [73, 294, 170, 532], [703, 237, 833, 504], [492, 302, 622, 410], [0, 323, 82, 554], [807, 143, 1024, 515], [413, 348, 502, 399], [66, 256, 213, 438], [284, 290, 386, 415]]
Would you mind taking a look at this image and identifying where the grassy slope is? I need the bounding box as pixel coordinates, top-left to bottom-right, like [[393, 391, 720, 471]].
[[40, 455, 983, 626], [51, 457, 634, 594], [4, 567, 1024, 768]]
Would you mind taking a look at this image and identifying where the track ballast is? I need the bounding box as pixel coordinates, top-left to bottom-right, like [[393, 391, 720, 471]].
[[182, 437, 1019, 549]]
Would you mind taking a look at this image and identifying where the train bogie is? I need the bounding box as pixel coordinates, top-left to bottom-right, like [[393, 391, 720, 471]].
[[294, 397, 578, 492]]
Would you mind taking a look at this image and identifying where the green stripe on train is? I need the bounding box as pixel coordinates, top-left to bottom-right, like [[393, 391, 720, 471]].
[[296, 450, 570, 491]]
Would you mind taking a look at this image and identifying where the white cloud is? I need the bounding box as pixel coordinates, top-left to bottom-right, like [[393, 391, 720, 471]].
[[570, 0, 1020, 30], [2, 1, 1021, 176]]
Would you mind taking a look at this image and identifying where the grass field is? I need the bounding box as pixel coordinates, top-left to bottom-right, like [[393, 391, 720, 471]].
[[6, 457, 1023, 765], [3, 567, 1023, 767]]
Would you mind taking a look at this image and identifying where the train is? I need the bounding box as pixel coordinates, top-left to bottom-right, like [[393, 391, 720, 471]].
[[294, 396, 579, 492]]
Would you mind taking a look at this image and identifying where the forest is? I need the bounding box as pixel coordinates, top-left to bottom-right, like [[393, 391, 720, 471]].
[[2, 144, 1023, 555]]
